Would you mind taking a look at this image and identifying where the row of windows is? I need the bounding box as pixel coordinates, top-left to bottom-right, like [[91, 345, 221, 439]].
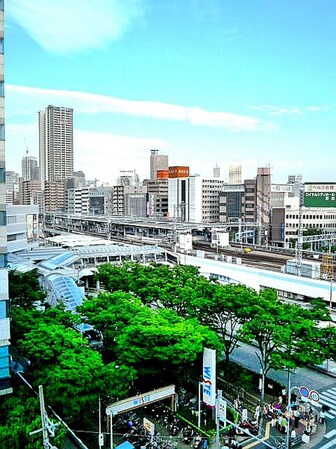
[[286, 214, 335, 220], [285, 222, 333, 229]]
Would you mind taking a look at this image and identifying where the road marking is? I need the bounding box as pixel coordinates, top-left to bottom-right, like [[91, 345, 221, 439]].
[[324, 429, 336, 439], [318, 440, 336, 449], [321, 391, 336, 403], [317, 397, 336, 410]]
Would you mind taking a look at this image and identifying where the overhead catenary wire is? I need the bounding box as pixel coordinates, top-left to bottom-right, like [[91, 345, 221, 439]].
[[16, 372, 89, 449]]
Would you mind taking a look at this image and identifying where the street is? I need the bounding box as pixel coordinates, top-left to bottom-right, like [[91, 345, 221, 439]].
[[230, 342, 336, 448]]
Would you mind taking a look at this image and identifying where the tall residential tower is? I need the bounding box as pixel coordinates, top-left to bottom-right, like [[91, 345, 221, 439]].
[[39, 105, 74, 212]]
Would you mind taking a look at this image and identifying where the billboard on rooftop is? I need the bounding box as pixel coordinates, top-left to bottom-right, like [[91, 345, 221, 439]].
[[304, 183, 336, 208]]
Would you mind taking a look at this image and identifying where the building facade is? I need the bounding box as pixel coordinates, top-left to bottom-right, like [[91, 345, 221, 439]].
[[219, 167, 272, 244], [150, 149, 168, 181], [66, 186, 113, 216], [39, 105, 74, 212], [270, 192, 336, 248], [0, 1, 12, 395], [7, 205, 39, 253], [5, 170, 19, 204], [168, 176, 225, 223], [144, 179, 168, 218], [21, 153, 39, 182], [228, 164, 242, 184]]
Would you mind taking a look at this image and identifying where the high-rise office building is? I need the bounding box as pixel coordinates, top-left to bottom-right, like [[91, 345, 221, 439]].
[[39, 105, 74, 211], [229, 164, 242, 184], [150, 149, 168, 181], [0, 0, 12, 396], [21, 152, 39, 182], [213, 164, 221, 178]]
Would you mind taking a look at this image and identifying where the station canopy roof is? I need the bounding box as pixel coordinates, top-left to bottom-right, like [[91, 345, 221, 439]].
[[46, 273, 85, 311]]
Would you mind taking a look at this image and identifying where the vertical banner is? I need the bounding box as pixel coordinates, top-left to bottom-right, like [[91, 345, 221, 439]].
[[202, 347, 216, 407]]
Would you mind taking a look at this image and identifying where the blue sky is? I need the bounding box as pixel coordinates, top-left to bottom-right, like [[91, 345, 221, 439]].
[[5, 0, 336, 184]]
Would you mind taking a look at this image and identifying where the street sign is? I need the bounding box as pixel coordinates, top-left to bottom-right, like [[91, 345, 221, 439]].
[[106, 385, 175, 415], [299, 386, 320, 403], [309, 390, 320, 403], [143, 417, 155, 435], [299, 386, 310, 398]]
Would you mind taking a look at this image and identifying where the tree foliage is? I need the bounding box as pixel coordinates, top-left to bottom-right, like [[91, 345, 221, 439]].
[[9, 269, 46, 308]]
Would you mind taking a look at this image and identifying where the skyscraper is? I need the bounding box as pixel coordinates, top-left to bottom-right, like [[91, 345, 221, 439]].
[[229, 164, 242, 184], [39, 105, 74, 211], [0, 0, 12, 396], [21, 152, 39, 182]]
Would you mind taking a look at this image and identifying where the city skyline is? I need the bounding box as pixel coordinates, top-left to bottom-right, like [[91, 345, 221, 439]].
[[5, 0, 336, 184]]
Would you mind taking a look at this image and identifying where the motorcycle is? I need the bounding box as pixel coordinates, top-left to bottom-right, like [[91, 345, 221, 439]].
[[238, 419, 258, 435], [193, 435, 202, 449], [182, 426, 194, 444]]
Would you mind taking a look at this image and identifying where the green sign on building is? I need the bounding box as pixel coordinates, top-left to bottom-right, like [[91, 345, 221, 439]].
[[304, 183, 336, 208]]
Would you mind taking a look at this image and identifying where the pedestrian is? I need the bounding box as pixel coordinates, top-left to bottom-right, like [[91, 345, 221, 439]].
[[293, 408, 300, 428], [320, 410, 326, 425], [254, 403, 260, 421], [281, 387, 287, 404], [281, 415, 287, 434], [277, 414, 282, 431]]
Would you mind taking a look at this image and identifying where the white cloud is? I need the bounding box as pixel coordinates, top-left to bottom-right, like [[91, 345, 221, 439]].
[[6, 0, 144, 55], [249, 104, 302, 116], [250, 104, 332, 116], [6, 122, 168, 183], [74, 130, 168, 182], [307, 105, 330, 112], [7, 85, 276, 132]]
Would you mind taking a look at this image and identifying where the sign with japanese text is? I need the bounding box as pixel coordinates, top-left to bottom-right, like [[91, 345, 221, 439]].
[[106, 385, 175, 416], [304, 183, 336, 208]]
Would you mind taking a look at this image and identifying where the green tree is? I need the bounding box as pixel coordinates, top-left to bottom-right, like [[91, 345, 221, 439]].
[[115, 307, 220, 382], [17, 321, 135, 424], [9, 269, 46, 308], [190, 283, 259, 362], [240, 292, 331, 372], [78, 291, 144, 355]]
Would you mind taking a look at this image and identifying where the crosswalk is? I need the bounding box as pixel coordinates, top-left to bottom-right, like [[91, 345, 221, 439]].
[[311, 386, 336, 449], [314, 387, 336, 419]]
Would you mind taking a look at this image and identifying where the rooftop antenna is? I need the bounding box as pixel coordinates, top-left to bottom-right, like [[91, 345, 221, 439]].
[[24, 138, 29, 156]]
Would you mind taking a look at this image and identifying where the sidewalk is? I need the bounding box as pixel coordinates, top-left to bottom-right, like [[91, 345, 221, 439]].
[[239, 415, 327, 449]]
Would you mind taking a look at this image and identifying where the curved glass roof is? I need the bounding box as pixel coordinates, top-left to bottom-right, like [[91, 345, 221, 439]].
[[39, 252, 80, 270], [46, 274, 85, 311]]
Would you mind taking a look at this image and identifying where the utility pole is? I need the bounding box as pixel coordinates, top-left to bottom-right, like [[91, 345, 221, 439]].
[[99, 397, 104, 448], [296, 185, 304, 276], [29, 385, 58, 449]]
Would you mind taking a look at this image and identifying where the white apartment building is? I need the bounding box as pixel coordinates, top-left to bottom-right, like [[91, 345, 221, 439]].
[[168, 176, 225, 223], [7, 205, 39, 253], [66, 187, 112, 215]]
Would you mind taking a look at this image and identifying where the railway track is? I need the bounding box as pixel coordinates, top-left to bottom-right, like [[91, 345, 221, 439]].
[[192, 242, 290, 273]]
